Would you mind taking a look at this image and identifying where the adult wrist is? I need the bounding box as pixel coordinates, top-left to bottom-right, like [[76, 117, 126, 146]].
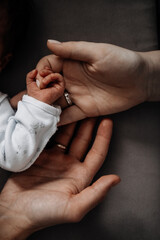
[[140, 51, 160, 102], [0, 202, 33, 240]]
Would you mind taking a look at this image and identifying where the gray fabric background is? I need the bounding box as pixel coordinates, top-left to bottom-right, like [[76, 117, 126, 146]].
[[0, 0, 160, 239]]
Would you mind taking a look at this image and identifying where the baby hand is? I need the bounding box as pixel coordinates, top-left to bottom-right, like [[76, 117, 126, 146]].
[[26, 69, 64, 105], [36, 67, 52, 89]]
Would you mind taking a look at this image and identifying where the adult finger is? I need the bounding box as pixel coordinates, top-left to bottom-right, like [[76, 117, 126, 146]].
[[58, 105, 87, 126], [36, 55, 63, 73], [84, 118, 113, 178], [47, 40, 100, 63], [54, 122, 76, 150], [69, 118, 97, 161], [67, 175, 120, 222]]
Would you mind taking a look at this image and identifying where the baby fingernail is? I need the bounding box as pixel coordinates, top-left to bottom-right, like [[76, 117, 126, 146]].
[[36, 79, 40, 88]]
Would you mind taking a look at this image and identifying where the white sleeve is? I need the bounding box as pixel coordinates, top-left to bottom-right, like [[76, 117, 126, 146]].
[[0, 94, 61, 172]]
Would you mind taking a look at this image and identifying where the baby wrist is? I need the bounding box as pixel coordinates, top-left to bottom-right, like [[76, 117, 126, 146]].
[[22, 94, 61, 116]]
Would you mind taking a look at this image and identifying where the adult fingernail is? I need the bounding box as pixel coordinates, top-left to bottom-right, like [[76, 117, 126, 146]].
[[47, 39, 61, 44]]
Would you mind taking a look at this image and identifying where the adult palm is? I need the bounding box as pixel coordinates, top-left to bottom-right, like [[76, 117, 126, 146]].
[[0, 118, 120, 239]]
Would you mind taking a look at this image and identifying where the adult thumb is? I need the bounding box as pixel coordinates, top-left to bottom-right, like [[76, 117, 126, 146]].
[[68, 175, 120, 222], [47, 40, 98, 62]]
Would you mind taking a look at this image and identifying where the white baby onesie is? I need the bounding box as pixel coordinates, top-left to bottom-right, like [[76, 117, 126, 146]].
[[0, 92, 61, 172]]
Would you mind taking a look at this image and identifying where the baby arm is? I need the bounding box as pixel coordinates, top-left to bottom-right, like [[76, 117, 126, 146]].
[[0, 70, 63, 172], [10, 90, 27, 109], [0, 95, 61, 172]]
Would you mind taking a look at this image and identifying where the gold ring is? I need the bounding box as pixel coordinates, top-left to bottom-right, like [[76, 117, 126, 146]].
[[56, 143, 67, 151]]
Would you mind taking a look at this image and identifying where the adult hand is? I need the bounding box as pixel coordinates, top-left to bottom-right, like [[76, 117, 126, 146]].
[[47, 40, 156, 125], [0, 118, 120, 240]]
